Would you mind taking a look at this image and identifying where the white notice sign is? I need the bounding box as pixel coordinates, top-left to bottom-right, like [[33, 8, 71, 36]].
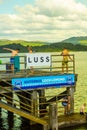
[[26, 53, 51, 67]]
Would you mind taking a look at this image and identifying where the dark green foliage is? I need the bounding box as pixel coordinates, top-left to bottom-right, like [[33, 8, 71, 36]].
[[1, 41, 87, 53], [0, 43, 28, 53]]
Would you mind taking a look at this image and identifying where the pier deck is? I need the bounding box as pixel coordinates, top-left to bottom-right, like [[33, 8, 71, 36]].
[[0, 70, 62, 80], [58, 113, 87, 128]]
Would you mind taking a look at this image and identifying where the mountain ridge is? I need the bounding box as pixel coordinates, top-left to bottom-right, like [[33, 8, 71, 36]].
[[61, 36, 87, 45]]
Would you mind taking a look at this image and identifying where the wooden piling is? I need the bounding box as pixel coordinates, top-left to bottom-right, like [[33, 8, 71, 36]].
[[43, 124, 49, 130], [32, 90, 38, 117], [67, 87, 74, 114], [49, 103, 58, 130]]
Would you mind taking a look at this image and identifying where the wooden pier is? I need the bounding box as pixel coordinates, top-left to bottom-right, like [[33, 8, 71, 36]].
[[0, 53, 80, 130]]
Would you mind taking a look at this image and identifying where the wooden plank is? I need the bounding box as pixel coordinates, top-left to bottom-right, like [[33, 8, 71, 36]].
[[0, 101, 48, 125]]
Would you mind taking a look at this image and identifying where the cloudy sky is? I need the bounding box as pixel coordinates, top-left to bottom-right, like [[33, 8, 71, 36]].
[[0, 0, 87, 42]]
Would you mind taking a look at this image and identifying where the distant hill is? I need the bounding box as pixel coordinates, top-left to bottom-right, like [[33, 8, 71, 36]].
[[62, 36, 87, 45], [33, 42, 87, 52], [0, 39, 49, 46], [1, 37, 87, 53]]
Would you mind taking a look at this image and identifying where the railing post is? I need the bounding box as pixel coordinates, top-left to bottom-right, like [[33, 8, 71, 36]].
[[24, 56, 27, 76], [50, 55, 52, 72], [49, 103, 58, 130], [24, 56, 26, 70]]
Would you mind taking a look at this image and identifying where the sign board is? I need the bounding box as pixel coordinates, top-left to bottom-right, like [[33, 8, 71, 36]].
[[12, 74, 75, 90], [26, 53, 51, 67]]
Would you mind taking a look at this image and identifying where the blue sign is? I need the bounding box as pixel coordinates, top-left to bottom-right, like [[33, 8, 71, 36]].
[[12, 74, 75, 90]]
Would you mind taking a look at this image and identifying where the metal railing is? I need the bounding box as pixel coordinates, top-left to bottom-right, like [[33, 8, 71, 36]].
[[0, 54, 75, 77]]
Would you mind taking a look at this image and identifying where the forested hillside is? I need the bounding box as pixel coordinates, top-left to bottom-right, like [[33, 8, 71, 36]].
[[1, 42, 87, 53], [1, 36, 87, 53]]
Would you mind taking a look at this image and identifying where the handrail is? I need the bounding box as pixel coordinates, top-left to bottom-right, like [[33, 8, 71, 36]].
[[0, 54, 75, 75], [0, 101, 48, 125]]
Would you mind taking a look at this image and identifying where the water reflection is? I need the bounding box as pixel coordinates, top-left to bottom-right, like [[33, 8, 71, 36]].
[[0, 109, 87, 130], [0, 109, 20, 130], [0, 109, 43, 130]]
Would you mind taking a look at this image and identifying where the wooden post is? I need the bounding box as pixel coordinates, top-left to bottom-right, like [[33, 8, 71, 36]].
[[50, 55, 52, 72], [39, 89, 46, 117], [43, 124, 49, 130], [49, 103, 58, 130], [32, 90, 38, 117], [24, 56, 26, 70], [67, 87, 74, 114]]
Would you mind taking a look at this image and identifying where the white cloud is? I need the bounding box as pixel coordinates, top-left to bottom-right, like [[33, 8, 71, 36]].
[[0, 0, 87, 42]]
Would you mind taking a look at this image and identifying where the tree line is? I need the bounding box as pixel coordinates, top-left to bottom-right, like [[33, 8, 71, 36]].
[[0, 42, 87, 53]]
